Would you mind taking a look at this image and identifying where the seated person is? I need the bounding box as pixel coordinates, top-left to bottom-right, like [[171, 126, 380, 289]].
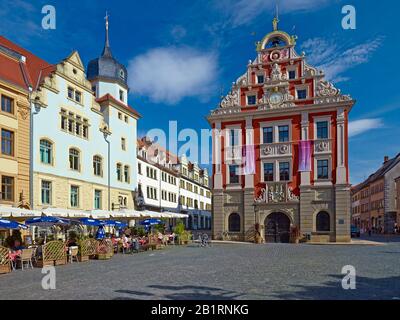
[[12, 240, 25, 251]]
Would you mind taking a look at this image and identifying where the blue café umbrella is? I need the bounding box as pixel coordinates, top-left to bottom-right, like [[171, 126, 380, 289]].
[[79, 218, 105, 227], [103, 220, 128, 229], [25, 216, 68, 227], [0, 219, 28, 230], [140, 219, 163, 226]]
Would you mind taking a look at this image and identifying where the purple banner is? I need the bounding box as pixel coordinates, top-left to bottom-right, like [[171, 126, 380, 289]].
[[242, 145, 255, 175], [299, 140, 312, 172]]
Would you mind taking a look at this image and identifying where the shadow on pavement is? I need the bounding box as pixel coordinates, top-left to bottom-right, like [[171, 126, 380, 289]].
[[273, 275, 400, 300], [113, 285, 244, 300]]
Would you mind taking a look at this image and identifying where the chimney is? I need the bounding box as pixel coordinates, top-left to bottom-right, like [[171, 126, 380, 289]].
[[384, 156, 389, 163]]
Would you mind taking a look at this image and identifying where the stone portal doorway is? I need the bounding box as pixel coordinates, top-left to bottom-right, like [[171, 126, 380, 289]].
[[265, 212, 291, 243]]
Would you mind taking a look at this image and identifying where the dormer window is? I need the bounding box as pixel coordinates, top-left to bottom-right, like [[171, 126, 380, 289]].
[[247, 95, 257, 106], [68, 87, 82, 104], [119, 69, 125, 80]]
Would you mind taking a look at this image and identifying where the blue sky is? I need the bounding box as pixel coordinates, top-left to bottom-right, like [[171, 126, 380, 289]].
[[1, 0, 399, 184]]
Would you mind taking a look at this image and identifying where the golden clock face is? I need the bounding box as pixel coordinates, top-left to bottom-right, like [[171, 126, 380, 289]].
[[269, 92, 283, 105]]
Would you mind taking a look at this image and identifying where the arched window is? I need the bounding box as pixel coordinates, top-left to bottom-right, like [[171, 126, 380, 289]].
[[69, 148, 80, 171], [116, 163, 122, 181], [124, 165, 130, 183], [40, 139, 53, 164], [228, 213, 241, 232], [316, 211, 330, 232], [93, 155, 103, 176]]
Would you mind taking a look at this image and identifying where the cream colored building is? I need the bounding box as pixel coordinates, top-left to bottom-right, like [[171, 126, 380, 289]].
[[0, 37, 33, 210]]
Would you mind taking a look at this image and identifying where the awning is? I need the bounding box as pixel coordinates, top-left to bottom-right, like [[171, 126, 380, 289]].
[[161, 211, 189, 219], [119, 209, 146, 218], [88, 210, 111, 219], [42, 207, 90, 218], [0, 206, 42, 218]]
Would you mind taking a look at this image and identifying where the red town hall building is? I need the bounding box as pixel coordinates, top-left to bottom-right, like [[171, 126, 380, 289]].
[[207, 19, 355, 243]]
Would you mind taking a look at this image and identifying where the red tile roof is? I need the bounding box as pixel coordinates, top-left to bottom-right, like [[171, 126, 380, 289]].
[[0, 36, 54, 89], [96, 93, 141, 119], [0, 53, 28, 90]]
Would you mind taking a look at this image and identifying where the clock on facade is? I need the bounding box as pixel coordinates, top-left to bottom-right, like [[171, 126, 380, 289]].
[[269, 92, 284, 105]]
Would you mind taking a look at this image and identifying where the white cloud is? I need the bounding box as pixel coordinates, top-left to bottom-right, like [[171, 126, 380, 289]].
[[301, 37, 383, 83], [221, 0, 329, 27], [349, 118, 384, 138], [128, 47, 217, 105]]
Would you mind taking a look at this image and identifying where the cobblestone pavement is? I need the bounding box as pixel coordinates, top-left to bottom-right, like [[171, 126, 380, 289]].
[[0, 238, 399, 300]]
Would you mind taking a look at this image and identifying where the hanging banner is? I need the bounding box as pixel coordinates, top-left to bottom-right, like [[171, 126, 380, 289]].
[[242, 144, 256, 175], [299, 140, 312, 172]]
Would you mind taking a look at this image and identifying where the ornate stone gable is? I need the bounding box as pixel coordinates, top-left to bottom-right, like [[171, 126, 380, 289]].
[[209, 24, 354, 117]]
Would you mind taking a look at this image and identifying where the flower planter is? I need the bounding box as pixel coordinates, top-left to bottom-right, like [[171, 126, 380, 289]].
[[0, 264, 10, 274]]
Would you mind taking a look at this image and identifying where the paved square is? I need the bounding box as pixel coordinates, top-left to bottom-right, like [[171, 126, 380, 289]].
[[1, 238, 399, 300]]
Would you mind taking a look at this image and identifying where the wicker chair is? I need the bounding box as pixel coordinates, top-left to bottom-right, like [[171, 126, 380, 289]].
[[68, 246, 79, 263], [17, 248, 34, 270]]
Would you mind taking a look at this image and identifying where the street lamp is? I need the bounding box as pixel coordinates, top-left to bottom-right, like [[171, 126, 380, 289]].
[[102, 128, 112, 211], [29, 92, 43, 209]]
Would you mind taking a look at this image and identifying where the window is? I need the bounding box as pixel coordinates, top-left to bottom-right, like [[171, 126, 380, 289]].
[[118, 112, 122, 120], [93, 156, 102, 176], [41, 180, 52, 205], [228, 213, 240, 232], [67, 87, 82, 103], [75, 91, 81, 103], [68, 116, 74, 133], [82, 119, 89, 139], [146, 186, 158, 200], [69, 148, 80, 171], [1, 95, 14, 114], [138, 163, 142, 175], [70, 185, 79, 208], [67, 87, 74, 99], [278, 125, 289, 142], [94, 190, 102, 210], [317, 159, 329, 180], [40, 139, 53, 165], [247, 95, 257, 106], [316, 121, 329, 139], [263, 127, 273, 144], [119, 90, 124, 101], [263, 163, 274, 182], [229, 129, 240, 147], [1, 129, 14, 156], [229, 165, 239, 184], [1, 176, 14, 201], [117, 163, 122, 181], [288, 70, 296, 80], [60, 109, 67, 130], [121, 138, 126, 151], [124, 116, 128, 123], [257, 75, 264, 84], [279, 162, 290, 181], [297, 89, 307, 100], [316, 211, 330, 232], [124, 165, 130, 183]]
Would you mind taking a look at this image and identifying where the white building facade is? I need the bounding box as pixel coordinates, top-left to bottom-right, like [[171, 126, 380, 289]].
[[137, 138, 212, 230], [31, 19, 140, 213]]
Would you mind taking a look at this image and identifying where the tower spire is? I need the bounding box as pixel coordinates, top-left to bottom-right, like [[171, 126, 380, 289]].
[[273, 3, 280, 31], [102, 11, 112, 57]]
